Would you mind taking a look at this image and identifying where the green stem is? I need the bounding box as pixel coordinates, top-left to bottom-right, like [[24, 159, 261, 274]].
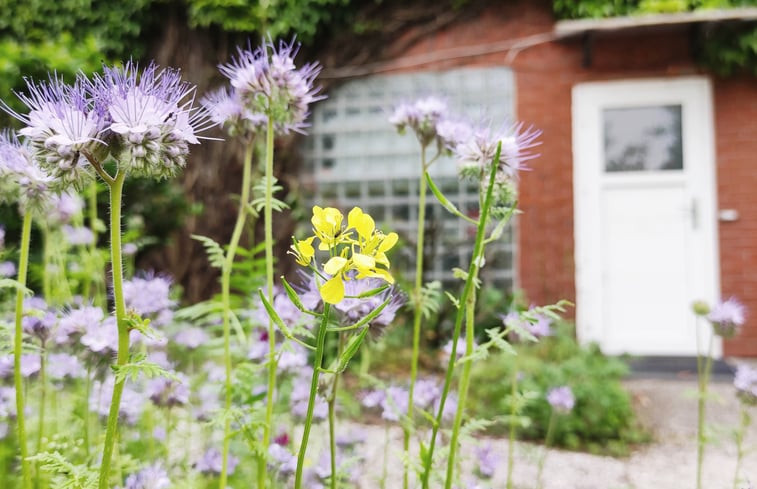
[[294, 304, 331, 489], [732, 407, 749, 489], [262, 116, 276, 489], [537, 411, 557, 489], [444, 287, 476, 489], [97, 171, 128, 489], [83, 366, 91, 458], [328, 333, 345, 489], [35, 346, 46, 456], [219, 140, 255, 489], [507, 365, 517, 489], [420, 146, 501, 489], [404, 145, 428, 489], [13, 211, 32, 489], [696, 332, 714, 489], [42, 225, 51, 302], [380, 424, 389, 489]]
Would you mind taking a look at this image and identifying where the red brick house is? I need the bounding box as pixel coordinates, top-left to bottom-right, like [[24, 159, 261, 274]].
[[305, 1, 757, 357]]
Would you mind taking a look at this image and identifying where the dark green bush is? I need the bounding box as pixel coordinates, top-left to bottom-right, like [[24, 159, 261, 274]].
[[468, 323, 648, 456]]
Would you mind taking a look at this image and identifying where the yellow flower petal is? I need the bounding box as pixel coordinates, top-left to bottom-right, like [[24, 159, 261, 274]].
[[323, 256, 348, 275], [291, 236, 315, 266], [348, 207, 375, 240], [378, 232, 399, 253], [371, 268, 395, 284], [320, 275, 345, 304], [351, 253, 376, 270]]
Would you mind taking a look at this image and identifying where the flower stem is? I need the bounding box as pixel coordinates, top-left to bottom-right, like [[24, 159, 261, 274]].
[[35, 346, 47, 455], [404, 145, 428, 489], [536, 410, 557, 489], [328, 333, 345, 489], [696, 332, 714, 489], [294, 304, 331, 489], [444, 287, 477, 489], [507, 363, 517, 489], [261, 116, 276, 489], [420, 146, 501, 489], [13, 210, 33, 489], [97, 170, 128, 489], [219, 139, 255, 489], [732, 406, 749, 489]]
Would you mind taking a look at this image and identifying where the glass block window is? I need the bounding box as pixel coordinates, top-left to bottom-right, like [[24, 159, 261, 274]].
[[302, 67, 516, 290]]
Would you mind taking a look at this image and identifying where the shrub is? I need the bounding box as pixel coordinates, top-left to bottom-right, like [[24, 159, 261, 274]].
[[468, 323, 648, 455]]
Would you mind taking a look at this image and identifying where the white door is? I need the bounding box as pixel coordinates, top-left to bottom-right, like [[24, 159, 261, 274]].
[[572, 77, 719, 356]]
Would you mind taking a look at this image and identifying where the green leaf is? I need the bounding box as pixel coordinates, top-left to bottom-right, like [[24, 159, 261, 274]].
[[0, 278, 33, 296], [425, 172, 479, 225], [112, 354, 179, 384], [191, 234, 225, 269], [444, 291, 460, 309], [336, 327, 370, 373]]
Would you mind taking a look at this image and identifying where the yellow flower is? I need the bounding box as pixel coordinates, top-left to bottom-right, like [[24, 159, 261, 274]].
[[289, 236, 315, 266], [312, 206, 348, 251], [292, 206, 400, 304]]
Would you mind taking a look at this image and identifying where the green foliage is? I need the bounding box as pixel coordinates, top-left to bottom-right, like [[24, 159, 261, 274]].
[[468, 323, 648, 455], [27, 451, 97, 489], [553, 0, 757, 76], [185, 0, 352, 41]]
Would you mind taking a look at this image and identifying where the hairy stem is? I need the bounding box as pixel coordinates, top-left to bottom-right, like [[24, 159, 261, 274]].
[[13, 211, 33, 489], [537, 410, 557, 489], [261, 116, 277, 489], [219, 140, 255, 489], [420, 146, 501, 489], [97, 170, 128, 489], [444, 287, 477, 489], [404, 144, 428, 489], [506, 358, 519, 489], [696, 332, 715, 489], [294, 304, 331, 489]]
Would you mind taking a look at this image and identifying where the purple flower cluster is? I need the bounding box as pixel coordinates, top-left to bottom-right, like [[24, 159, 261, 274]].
[[148, 373, 190, 408], [334, 277, 405, 338], [734, 364, 757, 405], [123, 273, 175, 326], [474, 442, 498, 478], [546, 386, 575, 413], [0, 130, 53, 210], [389, 96, 466, 148], [502, 307, 553, 342], [195, 447, 239, 475], [290, 368, 328, 420], [708, 297, 746, 338], [121, 463, 170, 489], [361, 379, 457, 423], [3, 61, 212, 186], [207, 38, 323, 136]]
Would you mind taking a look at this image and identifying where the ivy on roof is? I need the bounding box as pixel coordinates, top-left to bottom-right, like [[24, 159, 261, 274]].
[[553, 0, 757, 76]]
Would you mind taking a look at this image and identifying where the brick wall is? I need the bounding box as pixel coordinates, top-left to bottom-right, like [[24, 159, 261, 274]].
[[383, 0, 757, 356]]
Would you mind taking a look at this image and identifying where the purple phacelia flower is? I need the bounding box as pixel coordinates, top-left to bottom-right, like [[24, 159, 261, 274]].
[[90, 377, 144, 425], [547, 386, 575, 413], [200, 86, 267, 136], [475, 442, 498, 478], [290, 369, 327, 420], [734, 364, 757, 406], [57, 305, 104, 345], [268, 443, 297, 476], [148, 373, 190, 408], [121, 463, 170, 489], [708, 297, 746, 338], [360, 389, 385, 409], [218, 39, 324, 135], [122, 242, 138, 256], [0, 356, 13, 379], [454, 122, 541, 181], [381, 386, 409, 422], [0, 261, 16, 277], [334, 277, 405, 338], [20, 354, 41, 378], [389, 96, 455, 148], [47, 353, 84, 381], [0, 130, 54, 209], [22, 310, 57, 342], [92, 61, 213, 179], [195, 447, 238, 475], [122, 273, 175, 324], [277, 344, 308, 372], [62, 225, 94, 246], [173, 327, 209, 349], [50, 191, 83, 224], [413, 378, 441, 410], [2, 77, 103, 187], [80, 316, 119, 354]]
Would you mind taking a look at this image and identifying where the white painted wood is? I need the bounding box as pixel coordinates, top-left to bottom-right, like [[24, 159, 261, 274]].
[[572, 77, 720, 356]]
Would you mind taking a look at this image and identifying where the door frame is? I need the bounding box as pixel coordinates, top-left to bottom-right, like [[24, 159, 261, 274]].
[[572, 76, 721, 356]]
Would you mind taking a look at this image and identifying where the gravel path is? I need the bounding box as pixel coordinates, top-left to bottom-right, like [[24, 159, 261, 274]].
[[347, 377, 756, 489]]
